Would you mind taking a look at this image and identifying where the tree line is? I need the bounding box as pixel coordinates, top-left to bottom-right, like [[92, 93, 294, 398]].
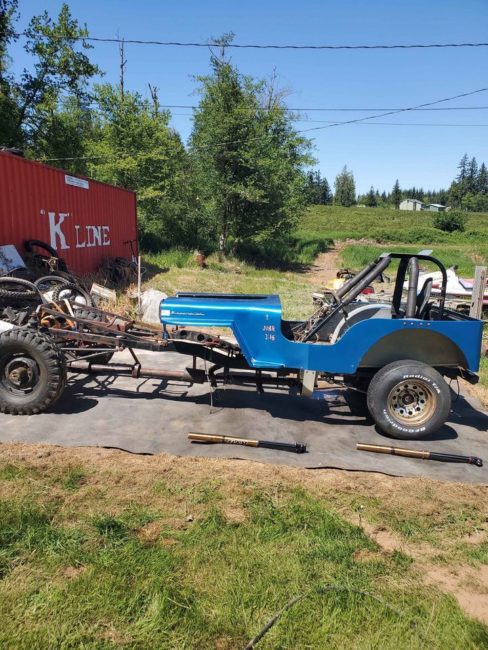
[[0, 3, 312, 253], [308, 156, 487, 211], [1, 2, 487, 262]]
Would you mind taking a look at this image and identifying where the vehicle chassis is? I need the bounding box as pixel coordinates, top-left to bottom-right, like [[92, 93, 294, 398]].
[[1, 252, 483, 439]]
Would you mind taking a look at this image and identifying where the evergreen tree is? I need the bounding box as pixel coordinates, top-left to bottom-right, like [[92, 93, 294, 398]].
[[306, 170, 332, 204], [478, 162, 488, 194], [457, 153, 469, 182], [449, 154, 487, 208], [467, 157, 479, 192], [190, 37, 313, 251], [320, 176, 333, 204], [365, 186, 377, 207], [391, 179, 402, 208], [334, 166, 356, 207]]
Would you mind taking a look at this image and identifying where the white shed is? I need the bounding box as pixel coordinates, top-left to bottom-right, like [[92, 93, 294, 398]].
[[425, 203, 447, 212], [399, 198, 425, 211]]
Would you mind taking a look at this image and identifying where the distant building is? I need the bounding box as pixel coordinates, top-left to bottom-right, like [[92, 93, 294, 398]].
[[399, 198, 424, 211], [399, 199, 448, 212]]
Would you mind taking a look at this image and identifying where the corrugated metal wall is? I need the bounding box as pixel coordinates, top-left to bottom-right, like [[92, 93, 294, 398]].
[[0, 152, 138, 274]]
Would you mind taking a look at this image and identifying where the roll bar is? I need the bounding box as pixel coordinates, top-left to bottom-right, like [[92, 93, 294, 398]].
[[301, 251, 448, 342], [302, 254, 392, 342], [389, 253, 447, 319]]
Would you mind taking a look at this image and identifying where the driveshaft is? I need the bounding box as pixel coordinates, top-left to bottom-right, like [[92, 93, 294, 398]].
[[188, 433, 307, 453], [357, 443, 483, 467]]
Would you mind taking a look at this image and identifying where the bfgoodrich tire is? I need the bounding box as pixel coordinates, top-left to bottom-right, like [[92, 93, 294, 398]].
[[367, 360, 451, 439], [0, 329, 66, 415]]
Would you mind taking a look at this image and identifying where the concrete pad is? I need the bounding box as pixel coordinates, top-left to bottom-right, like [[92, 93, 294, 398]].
[[0, 349, 487, 484]]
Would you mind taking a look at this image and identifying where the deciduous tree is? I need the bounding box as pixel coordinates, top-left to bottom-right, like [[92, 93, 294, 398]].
[[87, 84, 194, 248]]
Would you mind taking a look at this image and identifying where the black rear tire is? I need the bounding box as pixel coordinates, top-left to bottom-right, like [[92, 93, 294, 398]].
[[0, 329, 66, 415], [24, 240, 69, 272], [366, 360, 451, 439], [0, 277, 41, 303], [34, 275, 71, 292]]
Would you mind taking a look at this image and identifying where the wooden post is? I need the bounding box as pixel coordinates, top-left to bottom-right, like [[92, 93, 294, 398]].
[[469, 266, 487, 319], [119, 38, 126, 99]]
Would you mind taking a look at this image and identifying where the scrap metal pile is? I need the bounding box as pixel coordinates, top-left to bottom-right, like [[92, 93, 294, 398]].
[[0, 240, 95, 328]]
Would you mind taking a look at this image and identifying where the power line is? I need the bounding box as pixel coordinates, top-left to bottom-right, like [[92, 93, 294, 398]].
[[13, 33, 488, 50], [172, 113, 488, 126], [296, 120, 488, 126], [77, 99, 488, 113], [294, 86, 488, 135], [41, 86, 488, 162], [135, 104, 488, 112]]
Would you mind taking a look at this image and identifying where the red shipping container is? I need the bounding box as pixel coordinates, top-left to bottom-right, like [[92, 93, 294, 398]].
[[0, 151, 138, 274]]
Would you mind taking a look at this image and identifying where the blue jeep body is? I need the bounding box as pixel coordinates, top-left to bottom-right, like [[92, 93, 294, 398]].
[[160, 292, 482, 375], [158, 252, 485, 439]]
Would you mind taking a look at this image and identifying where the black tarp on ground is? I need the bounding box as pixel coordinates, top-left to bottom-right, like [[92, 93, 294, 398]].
[[0, 350, 486, 483]]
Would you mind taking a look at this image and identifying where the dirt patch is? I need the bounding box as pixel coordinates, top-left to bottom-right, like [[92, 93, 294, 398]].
[[222, 503, 247, 524], [63, 566, 86, 579], [306, 244, 344, 286], [137, 521, 163, 544], [351, 513, 488, 625], [463, 527, 487, 545], [423, 565, 488, 625]]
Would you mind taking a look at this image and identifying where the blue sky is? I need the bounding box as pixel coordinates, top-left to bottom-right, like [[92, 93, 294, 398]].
[[8, 0, 488, 194]]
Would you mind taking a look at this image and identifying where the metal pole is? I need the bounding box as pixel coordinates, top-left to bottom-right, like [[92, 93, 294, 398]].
[[137, 254, 142, 318], [357, 443, 482, 466], [469, 266, 486, 320]]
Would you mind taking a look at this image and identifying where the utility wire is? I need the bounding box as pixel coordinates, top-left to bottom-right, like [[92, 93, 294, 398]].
[[78, 100, 488, 112], [151, 105, 488, 112], [13, 32, 488, 50], [172, 113, 488, 126], [42, 86, 488, 161], [295, 86, 488, 135], [299, 121, 488, 126]]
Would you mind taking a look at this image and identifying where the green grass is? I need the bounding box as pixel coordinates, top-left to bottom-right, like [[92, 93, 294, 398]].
[[62, 466, 87, 492], [144, 252, 317, 320], [301, 204, 488, 245], [0, 462, 486, 649], [301, 205, 488, 275], [480, 356, 488, 384], [339, 243, 486, 276]]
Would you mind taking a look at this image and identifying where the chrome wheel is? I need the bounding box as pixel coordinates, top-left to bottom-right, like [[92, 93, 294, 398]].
[[387, 379, 437, 426]]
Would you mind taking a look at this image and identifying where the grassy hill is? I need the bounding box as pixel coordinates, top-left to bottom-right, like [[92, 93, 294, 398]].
[[299, 205, 488, 275]]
